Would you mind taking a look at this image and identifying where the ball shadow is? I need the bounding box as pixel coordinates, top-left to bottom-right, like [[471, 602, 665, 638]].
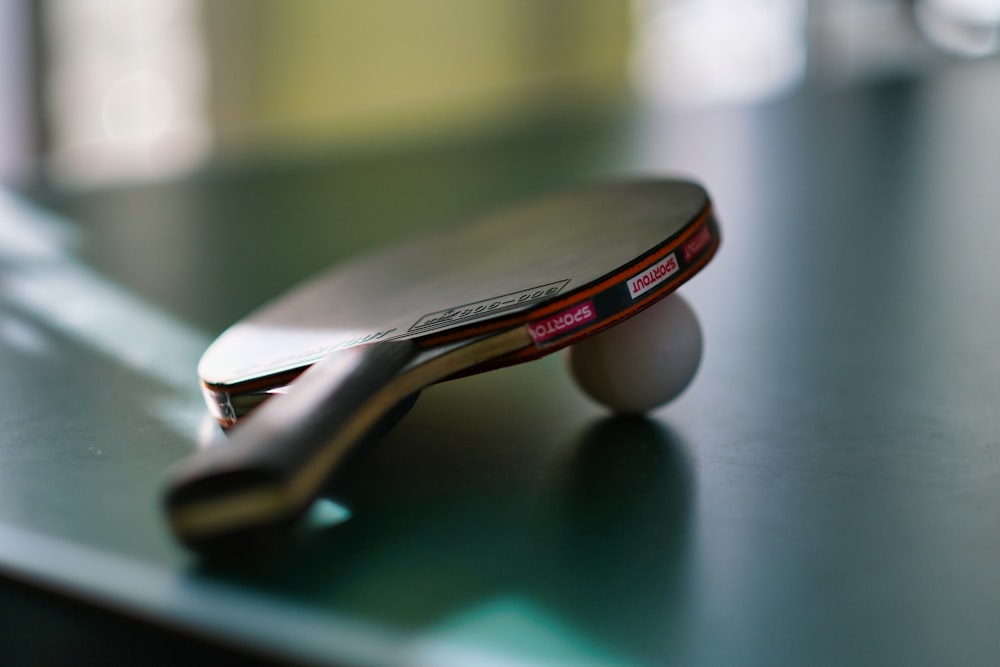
[[527, 416, 695, 664]]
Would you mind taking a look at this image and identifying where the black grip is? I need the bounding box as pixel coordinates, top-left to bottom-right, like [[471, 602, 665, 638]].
[[164, 340, 420, 555]]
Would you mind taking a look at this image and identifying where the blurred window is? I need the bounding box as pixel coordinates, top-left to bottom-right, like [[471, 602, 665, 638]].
[[44, 0, 210, 185], [632, 0, 808, 107]]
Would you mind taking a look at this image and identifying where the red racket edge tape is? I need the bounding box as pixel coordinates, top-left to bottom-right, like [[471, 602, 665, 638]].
[[459, 211, 719, 379], [202, 203, 720, 422]]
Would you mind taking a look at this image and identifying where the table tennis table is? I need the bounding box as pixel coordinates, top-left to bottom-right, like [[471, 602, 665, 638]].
[[2, 59, 1000, 666]]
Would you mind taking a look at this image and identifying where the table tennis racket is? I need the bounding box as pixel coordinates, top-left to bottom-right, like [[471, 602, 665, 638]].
[[165, 178, 720, 554]]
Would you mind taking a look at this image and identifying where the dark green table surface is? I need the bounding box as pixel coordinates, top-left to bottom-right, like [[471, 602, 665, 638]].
[[3, 60, 1000, 666]]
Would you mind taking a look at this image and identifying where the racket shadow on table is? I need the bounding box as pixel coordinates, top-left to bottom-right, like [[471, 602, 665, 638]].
[[192, 403, 696, 667]]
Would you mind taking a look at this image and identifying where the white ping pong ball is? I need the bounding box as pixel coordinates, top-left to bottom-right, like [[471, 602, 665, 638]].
[[567, 293, 703, 414]]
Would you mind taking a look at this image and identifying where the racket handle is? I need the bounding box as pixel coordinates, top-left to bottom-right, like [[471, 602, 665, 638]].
[[164, 340, 420, 556]]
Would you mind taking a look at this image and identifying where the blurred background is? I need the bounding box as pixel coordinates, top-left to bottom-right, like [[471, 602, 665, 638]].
[[2, 0, 999, 190], [3, 6, 1000, 664]]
